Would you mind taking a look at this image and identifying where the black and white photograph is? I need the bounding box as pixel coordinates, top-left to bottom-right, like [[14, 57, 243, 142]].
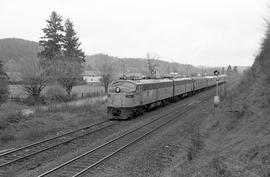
[[0, 0, 269, 176]]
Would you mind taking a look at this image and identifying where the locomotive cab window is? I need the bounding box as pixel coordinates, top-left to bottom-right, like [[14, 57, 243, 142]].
[[110, 82, 137, 93]]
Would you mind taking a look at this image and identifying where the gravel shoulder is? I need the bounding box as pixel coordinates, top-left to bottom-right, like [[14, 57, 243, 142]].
[[78, 76, 243, 177], [82, 90, 216, 177], [16, 86, 216, 177]]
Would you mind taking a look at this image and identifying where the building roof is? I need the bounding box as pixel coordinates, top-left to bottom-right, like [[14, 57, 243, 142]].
[[81, 70, 100, 76]]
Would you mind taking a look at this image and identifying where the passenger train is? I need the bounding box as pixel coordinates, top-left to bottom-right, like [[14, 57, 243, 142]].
[[107, 75, 226, 119]]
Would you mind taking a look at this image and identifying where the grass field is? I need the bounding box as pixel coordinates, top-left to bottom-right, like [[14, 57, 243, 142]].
[[9, 84, 105, 98], [0, 99, 107, 150]]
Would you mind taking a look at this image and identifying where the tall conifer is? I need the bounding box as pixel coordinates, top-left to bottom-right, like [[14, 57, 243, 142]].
[[57, 19, 85, 96], [39, 11, 64, 68]]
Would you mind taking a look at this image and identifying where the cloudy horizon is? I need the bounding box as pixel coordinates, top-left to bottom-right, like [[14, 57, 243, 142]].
[[1, 0, 269, 67]]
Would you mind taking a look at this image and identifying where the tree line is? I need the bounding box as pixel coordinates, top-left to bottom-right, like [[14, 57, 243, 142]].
[[37, 11, 85, 98], [220, 65, 238, 74], [0, 11, 85, 105]]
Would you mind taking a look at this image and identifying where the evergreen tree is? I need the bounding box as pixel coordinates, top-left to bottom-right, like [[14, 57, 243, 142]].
[[57, 19, 85, 96], [63, 19, 85, 61], [0, 60, 9, 105], [227, 65, 232, 73], [39, 11, 64, 68], [233, 66, 238, 73]]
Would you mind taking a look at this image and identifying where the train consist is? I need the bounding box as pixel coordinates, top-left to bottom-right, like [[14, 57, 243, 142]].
[[107, 75, 226, 119]]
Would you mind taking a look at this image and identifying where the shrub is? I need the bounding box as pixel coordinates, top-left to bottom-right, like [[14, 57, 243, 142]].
[[187, 128, 204, 161], [0, 119, 9, 129], [24, 127, 48, 141], [183, 120, 205, 161], [0, 132, 16, 142], [45, 85, 68, 103], [5, 112, 22, 123], [20, 94, 46, 105], [71, 93, 78, 100]]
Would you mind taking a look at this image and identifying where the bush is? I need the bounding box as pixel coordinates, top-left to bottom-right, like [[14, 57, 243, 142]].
[[45, 85, 68, 103], [0, 119, 9, 130], [24, 127, 49, 141], [5, 112, 22, 123], [0, 112, 25, 130], [23, 95, 46, 105], [0, 131, 16, 142]]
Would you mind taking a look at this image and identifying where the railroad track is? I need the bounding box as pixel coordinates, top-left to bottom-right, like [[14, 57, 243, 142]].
[[1, 81, 233, 176], [38, 88, 215, 177], [0, 119, 116, 174], [0, 86, 213, 176]]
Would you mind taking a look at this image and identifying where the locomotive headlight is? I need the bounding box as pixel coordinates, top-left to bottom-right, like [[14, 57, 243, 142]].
[[115, 87, 121, 93]]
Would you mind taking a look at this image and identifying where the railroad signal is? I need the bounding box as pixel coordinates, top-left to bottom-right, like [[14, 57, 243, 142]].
[[213, 70, 219, 76], [213, 70, 220, 107]]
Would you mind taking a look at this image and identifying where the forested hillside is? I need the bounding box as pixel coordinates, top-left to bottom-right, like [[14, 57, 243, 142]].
[[168, 18, 270, 177], [0, 38, 236, 77], [0, 38, 41, 63], [86, 54, 221, 76]]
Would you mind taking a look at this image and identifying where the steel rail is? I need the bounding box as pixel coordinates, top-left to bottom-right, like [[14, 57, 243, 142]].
[[38, 90, 213, 177], [0, 85, 216, 171], [0, 120, 114, 169], [74, 92, 214, 177]]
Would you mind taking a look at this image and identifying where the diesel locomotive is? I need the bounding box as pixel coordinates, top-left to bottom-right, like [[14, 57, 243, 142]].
[[107, 75, 226, 119]]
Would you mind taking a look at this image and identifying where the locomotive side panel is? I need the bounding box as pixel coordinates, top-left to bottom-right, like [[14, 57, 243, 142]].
[[174, 80, 193, 96], [141, 87, 158, 105], [208, 78, 216, 87], [194, 78, 208, 90], [157, 82, 173, 101], [175, 84, 186, 96], [187, 82, 193, 92]]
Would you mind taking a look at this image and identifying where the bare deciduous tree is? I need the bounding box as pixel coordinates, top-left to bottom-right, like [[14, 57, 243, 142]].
[[56, 19, 85, 97], [19, 57, 47, 103], [146, 53, 159, 78], [55, 58, 83, 96], [95, 55, 114, 93]]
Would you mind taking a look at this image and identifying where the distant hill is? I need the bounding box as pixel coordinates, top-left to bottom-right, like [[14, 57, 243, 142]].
[[0, 38, 41, 63], [85, 54, 221, 77], [0, 38, 236, 77]]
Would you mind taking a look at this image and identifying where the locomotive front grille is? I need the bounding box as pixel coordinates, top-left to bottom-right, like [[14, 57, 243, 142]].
[[109, 93, 124, 107]]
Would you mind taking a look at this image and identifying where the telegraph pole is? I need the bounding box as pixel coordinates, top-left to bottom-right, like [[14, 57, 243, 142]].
[[201, 65, 204, 76], [186, 64, 189, 77], [122, 59, 126, 78], [213, 70, 220, 107]]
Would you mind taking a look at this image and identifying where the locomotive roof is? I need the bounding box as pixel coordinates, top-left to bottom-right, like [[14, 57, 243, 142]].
[[120, 78, 172, 85], [173, 77, 193, 82], [113, 77, 192, 85]]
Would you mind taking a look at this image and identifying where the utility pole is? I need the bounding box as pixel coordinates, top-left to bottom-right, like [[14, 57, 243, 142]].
[[186, 64, 189, 77], [213, 70, 220, 107], [122, 59, 125, 78], [201, 65, 204, 76]]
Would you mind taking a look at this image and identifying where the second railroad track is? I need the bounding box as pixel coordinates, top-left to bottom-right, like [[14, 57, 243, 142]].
[[38, 88, 215, 177]]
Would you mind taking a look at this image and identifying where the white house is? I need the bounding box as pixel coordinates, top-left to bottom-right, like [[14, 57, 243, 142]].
[[82, 71, 102, 83]]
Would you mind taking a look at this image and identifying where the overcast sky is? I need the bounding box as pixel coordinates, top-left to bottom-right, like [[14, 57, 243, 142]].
[[1, 0, 269, 66]]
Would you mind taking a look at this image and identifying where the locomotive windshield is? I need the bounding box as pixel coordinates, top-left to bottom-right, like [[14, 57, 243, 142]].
[[111, 81, 137, 93]]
